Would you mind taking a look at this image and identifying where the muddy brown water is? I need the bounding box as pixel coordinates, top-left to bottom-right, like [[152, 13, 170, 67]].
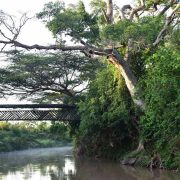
[[0, 147, 179, 180]]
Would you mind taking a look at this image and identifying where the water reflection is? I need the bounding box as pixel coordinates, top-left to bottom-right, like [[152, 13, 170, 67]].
[[75, 159, 180, 180], [0, 147, 75, 180], [0, 147, 179, 180]]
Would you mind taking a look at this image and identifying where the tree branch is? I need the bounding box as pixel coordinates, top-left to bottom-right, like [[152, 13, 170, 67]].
[[109, 49, 145, 110], [106, 0, 113, 23], [129, 0, 146, 21], [153, 3, 180, 47], [0, 38, 118, 57], [119, 4, 132, 20], [102, 8, 109, 23], [158, 0, 176, 16]]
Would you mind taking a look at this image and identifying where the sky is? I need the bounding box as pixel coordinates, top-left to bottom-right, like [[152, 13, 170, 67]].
[[0, 0, 132, 104]]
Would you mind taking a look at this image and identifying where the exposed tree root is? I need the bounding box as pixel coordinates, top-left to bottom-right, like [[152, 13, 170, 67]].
[[148, 153, 164, 169]]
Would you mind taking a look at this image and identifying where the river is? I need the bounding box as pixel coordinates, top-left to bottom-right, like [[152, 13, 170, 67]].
[[0, 147, 179, 180]]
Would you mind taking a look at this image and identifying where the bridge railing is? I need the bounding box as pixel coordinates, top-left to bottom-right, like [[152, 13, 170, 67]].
[[0, 104, 79, 122], [0, 104, 76, 109]]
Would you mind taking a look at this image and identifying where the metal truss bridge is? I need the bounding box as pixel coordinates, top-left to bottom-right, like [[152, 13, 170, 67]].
[[0, 104, 79, 122]]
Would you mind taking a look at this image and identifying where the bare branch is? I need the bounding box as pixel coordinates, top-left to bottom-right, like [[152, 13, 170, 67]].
[[129, 2, 146, 21], [153, 3, 180, 47], [1, 15, 16, 34], [0, 40, 84, 50], [158, 0, 176, 16], [13, 13, 32, 41], [0, 29, 11, 40], [0, 13, 32, 43]]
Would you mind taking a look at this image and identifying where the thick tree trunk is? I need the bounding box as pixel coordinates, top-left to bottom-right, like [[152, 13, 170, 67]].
[[109, 50, 145, 111], [109, 49, 145, 152]]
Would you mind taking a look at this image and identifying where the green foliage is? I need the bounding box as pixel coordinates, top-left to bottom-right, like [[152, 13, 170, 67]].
[[89, 0, 107, 25], [139, 46, 180, 169], [0, 51, 102, 101], [50, 122, 70, 140], [78, 64, 138, 158], [90, 0, 106, 13], [101, 16, 164, 47], [37, 1, 65, 19], [0, 122, 71, 152], [167, 28, 180, 49], [37, 1, 99, 44]]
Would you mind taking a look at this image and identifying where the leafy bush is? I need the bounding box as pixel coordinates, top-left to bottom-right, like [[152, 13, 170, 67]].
[[78, 64, 138, 158], [139, 47, 180, 169]]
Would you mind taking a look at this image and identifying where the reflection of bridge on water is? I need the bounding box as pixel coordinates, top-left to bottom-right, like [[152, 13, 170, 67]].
[[0, 104, 79, 122]]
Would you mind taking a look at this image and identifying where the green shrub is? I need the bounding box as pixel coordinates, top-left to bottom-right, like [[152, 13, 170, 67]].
[[139, 47, 180, 169], [78, 64, 138, 158]]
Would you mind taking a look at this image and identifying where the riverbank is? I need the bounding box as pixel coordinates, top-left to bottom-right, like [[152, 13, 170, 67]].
[[75, 143, 180, 171], [0, 122, 72, 152]]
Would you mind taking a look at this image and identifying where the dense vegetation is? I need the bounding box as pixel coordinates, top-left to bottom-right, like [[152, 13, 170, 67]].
[[0, 122, 71, 152], [0, 0, 179, 170], [78, 64, 138, 159], [139, 47, 180, 169]]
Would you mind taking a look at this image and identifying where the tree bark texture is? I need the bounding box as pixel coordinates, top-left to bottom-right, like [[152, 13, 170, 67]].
[[106, 0, 113, 23], [109, 53, 145, 111]]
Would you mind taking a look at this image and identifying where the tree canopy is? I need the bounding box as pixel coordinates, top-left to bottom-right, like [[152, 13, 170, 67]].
[[0, 51, 102, 102], [0, 0, 179, 108]]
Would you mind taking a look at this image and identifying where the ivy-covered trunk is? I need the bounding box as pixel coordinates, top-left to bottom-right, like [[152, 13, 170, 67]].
[[109, 50, 145, 111], [108, 49, 145, 152], [104, 0, 145, 111]]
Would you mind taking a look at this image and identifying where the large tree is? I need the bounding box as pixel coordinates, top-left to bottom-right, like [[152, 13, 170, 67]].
[[0, 0, 178, 108]]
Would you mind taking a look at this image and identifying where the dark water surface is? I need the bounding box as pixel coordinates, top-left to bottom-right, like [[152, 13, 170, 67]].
[[0, 147, 179, 180]]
